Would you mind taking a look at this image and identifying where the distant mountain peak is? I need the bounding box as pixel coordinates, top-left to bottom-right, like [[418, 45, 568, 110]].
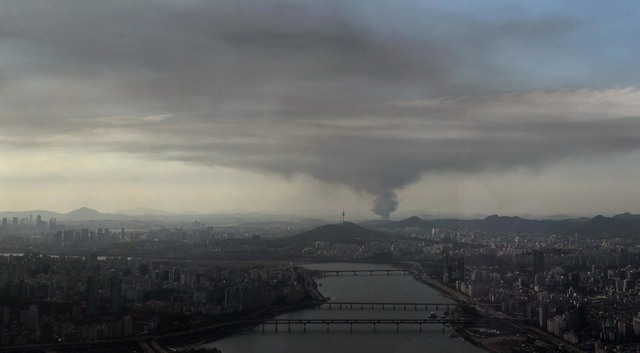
[[290, 221, 394, 244], [396, 216, 425, 227], [612, 212, 640, 220], [64, 207, 107, 220], [485, 214, 515, 219], [67, 207, 101, 214]]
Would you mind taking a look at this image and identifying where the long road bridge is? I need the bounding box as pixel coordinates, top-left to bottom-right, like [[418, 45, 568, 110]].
[[318, 301, 455, 310], [318, 269, 409, 276], [258, 318, 468, 332]]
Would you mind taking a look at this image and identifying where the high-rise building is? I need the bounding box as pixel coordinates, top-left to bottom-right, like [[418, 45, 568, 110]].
[[533, 250, 545, 275], [538, 304, 548, 328], [443, 255, 465, 282], [48, 218, 57, 231], [87, 276, 98, 316], [456, 257, 465, 280], [443, 254, 451, 283], [109, 278, 123, 314]]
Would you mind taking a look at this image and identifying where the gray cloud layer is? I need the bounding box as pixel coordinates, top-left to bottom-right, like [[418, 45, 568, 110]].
[[2, 1, 640, 218]]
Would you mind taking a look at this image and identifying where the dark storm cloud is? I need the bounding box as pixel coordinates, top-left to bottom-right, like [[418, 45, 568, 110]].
[[2, 1, 640, 217]]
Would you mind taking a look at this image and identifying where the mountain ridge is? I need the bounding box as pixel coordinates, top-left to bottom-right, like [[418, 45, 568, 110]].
[[2, 208, 640, 237], [375, 214, 640, 237]]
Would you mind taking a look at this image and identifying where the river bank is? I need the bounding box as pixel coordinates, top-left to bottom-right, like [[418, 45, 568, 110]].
[[165, 268, 327, 350], [407, 266, 513, 353], [407, 265, 580, 353]]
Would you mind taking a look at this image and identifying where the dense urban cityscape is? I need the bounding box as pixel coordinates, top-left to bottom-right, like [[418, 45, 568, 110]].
[[4, 1, 640, 353], [0, 208, 639, 352]]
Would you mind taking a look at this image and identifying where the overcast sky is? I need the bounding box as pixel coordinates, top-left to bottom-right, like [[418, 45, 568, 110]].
[[2, 0, 640, 218]]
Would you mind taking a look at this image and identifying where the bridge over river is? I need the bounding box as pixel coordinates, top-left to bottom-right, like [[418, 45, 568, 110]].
[[258, 318, 469, 332], [318, 269, 409, 276], [318, 301, 455, 310]]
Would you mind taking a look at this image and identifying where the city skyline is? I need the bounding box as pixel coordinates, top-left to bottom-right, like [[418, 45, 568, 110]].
[[3, 1, 640, 218]]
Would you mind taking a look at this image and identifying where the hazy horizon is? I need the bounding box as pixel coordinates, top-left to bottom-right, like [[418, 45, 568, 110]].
[[0, 204, 627, 221], [3, 1, 640, 219]]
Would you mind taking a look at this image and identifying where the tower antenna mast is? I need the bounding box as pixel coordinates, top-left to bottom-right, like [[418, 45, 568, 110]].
[[342, 206, 345, 223]]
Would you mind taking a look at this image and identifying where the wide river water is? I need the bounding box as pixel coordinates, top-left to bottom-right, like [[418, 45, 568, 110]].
[[198, 263, 487, 353]]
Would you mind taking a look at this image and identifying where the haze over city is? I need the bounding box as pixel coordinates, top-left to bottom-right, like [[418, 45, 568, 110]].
[[3, 1, 640, 218], [7, 3, 640, 352]]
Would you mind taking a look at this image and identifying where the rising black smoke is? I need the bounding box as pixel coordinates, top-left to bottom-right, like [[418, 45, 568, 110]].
[[371, 191, 399, 220]]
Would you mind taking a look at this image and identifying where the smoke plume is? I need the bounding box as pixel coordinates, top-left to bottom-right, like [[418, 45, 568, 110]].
[[371, 191, 399, 220], [3, 2, 640, 218]]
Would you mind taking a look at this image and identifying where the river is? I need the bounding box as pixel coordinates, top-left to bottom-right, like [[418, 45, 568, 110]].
[[195, 263, 487, 353]]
